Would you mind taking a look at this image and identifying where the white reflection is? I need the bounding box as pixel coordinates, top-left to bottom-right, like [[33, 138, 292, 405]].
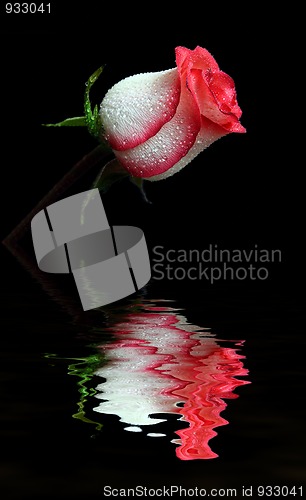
[[93, 308, 214, 426]]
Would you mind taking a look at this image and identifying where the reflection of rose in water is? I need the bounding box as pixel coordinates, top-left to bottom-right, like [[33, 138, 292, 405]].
[[93, 304, 250, 460]]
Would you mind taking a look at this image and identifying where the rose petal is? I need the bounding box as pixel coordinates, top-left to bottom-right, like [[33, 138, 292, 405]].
[[188, 69, 246, 133], [114, 77, 201, 178], [176, 45, 220, 74], [149, 116, 227, 180], [100, 69, 180, 151], [209, 71, 243, 118]]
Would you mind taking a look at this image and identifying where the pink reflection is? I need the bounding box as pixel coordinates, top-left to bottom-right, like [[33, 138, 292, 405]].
[[93, 304, 250, 460]]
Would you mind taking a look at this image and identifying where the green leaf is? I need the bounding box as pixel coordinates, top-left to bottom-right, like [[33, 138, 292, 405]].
[[42, 116, 86, 127]]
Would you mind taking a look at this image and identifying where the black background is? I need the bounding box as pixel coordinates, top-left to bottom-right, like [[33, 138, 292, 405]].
[[0, 4, 303, 280], [1, 3, 305, 499]]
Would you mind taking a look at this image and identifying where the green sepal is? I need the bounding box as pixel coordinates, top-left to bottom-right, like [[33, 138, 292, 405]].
[[84, 65, 104, 140], [42, 65, 105, 140], [42, 116, 86, 128], [130, 176, 151, 204], [93, 159, 129, 193], [93, 162, 152, 202]]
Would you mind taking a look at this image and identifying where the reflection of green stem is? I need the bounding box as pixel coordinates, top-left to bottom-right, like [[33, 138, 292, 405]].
[[44, 352, 105, 431], [69, 355, 104, 430]]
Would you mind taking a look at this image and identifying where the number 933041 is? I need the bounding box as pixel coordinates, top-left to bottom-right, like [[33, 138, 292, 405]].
[[5, 3, 51, 14]]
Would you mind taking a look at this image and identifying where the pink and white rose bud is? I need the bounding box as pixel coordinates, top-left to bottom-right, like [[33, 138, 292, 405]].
[[100, 46, 246, 181]]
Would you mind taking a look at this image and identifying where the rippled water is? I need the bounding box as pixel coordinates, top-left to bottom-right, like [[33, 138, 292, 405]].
[[1, 246, 305, 499], [51, 301, 250, 461]]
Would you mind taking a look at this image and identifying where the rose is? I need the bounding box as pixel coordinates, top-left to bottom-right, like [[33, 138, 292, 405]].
[[99, 46, 246, 181]]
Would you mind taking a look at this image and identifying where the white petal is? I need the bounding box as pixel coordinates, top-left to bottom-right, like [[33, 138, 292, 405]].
[[148, 121, 228, 181], [100, 68, 180, 151]]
